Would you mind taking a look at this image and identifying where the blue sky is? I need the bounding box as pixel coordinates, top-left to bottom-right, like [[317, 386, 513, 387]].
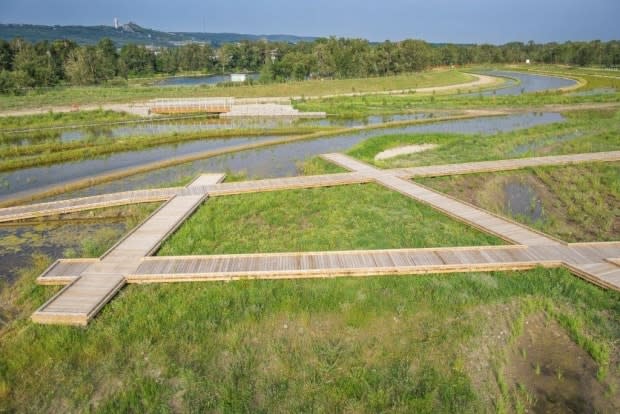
[[1, 0, 618, 44]]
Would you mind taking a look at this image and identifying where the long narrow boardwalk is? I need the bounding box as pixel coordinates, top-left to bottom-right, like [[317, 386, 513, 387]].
[[37, 243, 620, 293], [1, 151, 618, 223], [126, 243, 620, 288], [31, 174, 225, 325], [393, 150, 620, 178]]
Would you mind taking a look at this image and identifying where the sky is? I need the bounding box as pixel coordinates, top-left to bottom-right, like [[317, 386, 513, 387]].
[[0, 0, 618, 44]]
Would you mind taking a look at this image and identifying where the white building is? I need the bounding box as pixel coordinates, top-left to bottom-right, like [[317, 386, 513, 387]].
[[230, 74, 247, 83]]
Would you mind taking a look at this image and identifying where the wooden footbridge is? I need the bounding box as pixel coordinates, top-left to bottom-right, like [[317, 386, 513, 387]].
[[149, 98, 234, 115], [2, 151, 617, 326]]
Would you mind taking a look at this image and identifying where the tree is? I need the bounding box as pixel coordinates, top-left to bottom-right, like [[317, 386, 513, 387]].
[[275, 51, 316, 80], [439, 44, 458, 66], [49, 39, 78, 80], [118, 44, 155, 76], [312, 41, 336, 78], [156, 47, 179, 74], [11, 39, 56, 87], [398, 39, 432, 72], [0, 70, 16, 93], [0, 40, 14, 71], [64, 47, 98, 85], [96, 38, 117, 79]]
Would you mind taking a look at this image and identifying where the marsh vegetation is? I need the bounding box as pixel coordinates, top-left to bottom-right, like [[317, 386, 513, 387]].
[[0, 65, 619, 413]]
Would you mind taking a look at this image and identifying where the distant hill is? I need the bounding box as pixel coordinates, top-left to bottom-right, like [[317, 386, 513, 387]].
[[0, 22, 317, 47]]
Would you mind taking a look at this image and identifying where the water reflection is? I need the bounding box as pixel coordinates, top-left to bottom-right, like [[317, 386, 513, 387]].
[[475, 70, 577, 96], [156, 73, 260, 86], [37, 112, 564, 200]]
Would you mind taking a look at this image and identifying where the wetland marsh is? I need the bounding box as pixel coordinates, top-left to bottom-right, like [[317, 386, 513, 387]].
[[1, 66, 619, 413]]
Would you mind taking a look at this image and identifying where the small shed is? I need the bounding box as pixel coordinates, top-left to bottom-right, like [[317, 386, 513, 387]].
[[230, 73, 247, 83]]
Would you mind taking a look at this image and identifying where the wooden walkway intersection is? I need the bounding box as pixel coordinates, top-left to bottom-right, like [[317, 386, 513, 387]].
[[3, 151, 616, 325], [1, 151, 618, 223]]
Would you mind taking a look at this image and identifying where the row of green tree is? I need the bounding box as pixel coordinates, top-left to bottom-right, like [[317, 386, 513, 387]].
[[0, 37, 619, 92]]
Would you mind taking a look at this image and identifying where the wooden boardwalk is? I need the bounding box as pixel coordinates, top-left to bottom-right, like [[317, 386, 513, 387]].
[[1, 151, 618, 223], [23, 151, 620, 325], [128, 243, 620, 288], [393, 150, 620, 179], [31, 174, 225, 325], [37, 242, 620, 295], [321, 153, 562, 246], [0, 173, 370, 223]]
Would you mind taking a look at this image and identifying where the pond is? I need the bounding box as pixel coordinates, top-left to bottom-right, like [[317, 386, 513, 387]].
[[475, 70, 577, 96], [0, 220, 128, 283], [503, 181, 544, 221], [3, 112, 448, 145], [0, 134, 283, 202], [156, 73, 260, 86]]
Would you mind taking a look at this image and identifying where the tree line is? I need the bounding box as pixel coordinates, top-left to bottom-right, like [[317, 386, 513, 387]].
[[0, 37, 618, 92]]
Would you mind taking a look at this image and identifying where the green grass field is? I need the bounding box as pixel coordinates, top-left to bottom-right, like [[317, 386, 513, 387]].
[[158, 183, 502, 256]]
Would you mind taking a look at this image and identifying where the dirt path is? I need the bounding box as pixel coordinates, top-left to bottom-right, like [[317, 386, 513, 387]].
[[0, 73, 502, 118], [398, 73, 499, 94], [298, 73, 501, 100]]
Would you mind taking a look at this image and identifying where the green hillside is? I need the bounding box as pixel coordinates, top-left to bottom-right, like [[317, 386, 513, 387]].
[[0, 22, 316, 46]]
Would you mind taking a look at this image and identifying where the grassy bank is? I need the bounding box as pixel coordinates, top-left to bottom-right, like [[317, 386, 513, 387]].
[[507, 64, 620, 91], [0, 70, 472, 111], [417, 162, 620, 243], [343, 108, 620, 169], [0, 109, 138, 131], [295, 89, 620, 117], [2, 110, 500, 173], [0, 126, 320, 172]]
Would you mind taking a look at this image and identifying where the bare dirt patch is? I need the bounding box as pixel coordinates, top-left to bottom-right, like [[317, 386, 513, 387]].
[[374, 143, 439, 161], [505, 313, 619, 413]]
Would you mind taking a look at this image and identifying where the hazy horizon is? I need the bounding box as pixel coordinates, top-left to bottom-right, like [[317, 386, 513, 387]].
[[1, 0, 619, 44]]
